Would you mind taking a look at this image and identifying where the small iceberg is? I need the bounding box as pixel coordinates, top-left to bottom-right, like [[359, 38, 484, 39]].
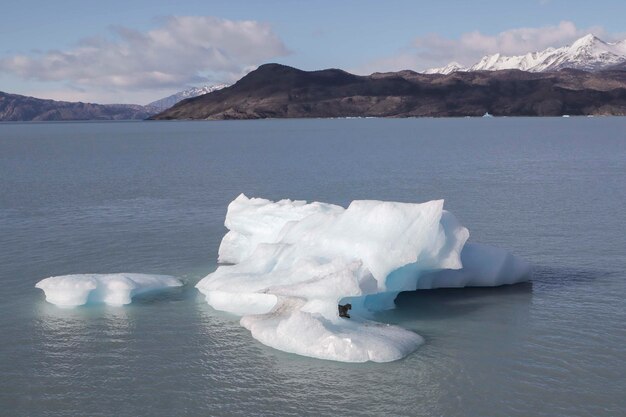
[[483, 112, 494, 118], [196, 195, 530, 363], [36, 273, 182, 307]]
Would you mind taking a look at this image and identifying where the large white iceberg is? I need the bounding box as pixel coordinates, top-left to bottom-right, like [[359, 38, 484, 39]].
[[196, 194, 531, 362], [36, 273, 182, 307]]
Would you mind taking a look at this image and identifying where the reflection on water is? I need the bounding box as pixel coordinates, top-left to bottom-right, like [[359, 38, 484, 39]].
[[34, 303, 134, 376], [36, 302, 132, 331]]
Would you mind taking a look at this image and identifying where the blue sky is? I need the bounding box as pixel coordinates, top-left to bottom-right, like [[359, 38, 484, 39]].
[[1, 0, 625, 104]]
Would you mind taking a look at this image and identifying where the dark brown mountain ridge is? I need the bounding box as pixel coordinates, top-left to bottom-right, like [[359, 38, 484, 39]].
[[151, 63, 626, 120]]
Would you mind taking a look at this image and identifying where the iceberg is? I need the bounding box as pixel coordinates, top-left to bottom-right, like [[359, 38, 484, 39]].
[[196, 194, 531, 362], [36, 273, 182, 307]]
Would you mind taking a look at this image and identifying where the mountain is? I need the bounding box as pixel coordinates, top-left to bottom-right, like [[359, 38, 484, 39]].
[[425, 34, 626, 74], [150, 63, 626, 120], [0, 91, 158, 121], [423, 62, 465, 75], [0, 84, 231, 121], [147, 84, 229, 112]]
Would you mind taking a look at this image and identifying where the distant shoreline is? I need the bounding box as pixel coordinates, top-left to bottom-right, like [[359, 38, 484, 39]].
[[2, 115, 626, 126]]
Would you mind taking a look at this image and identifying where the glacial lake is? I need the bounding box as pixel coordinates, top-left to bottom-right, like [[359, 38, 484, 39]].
[[1, 118, 625, 416]]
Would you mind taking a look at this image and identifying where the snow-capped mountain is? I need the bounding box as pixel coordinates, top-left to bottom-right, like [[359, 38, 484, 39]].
[[423, 62, 465, 75], [148, 84, 229, 111], [424, 34, 626, 74]]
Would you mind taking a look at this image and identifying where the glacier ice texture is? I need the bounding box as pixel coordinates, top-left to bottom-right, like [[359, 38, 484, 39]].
[[36, 273, 182, 307], [196, 195, 531, 363]]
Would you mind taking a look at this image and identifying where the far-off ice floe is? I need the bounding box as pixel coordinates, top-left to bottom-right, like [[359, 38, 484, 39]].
[[196, 194, 531, 363]]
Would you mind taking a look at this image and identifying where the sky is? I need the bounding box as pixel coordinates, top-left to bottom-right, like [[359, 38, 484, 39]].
[[1, 0, 625, 104]]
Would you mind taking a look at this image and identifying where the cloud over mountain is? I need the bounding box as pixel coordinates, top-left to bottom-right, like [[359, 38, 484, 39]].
[[0, 16, 289, 92]]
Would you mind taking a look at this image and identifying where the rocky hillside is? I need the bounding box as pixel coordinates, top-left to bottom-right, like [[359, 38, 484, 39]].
[[0, 92, 158, 121], [151, 63, 626, 120]]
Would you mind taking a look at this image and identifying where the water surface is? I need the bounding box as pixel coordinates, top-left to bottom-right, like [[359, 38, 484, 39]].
[[1, 118, 625, 416]]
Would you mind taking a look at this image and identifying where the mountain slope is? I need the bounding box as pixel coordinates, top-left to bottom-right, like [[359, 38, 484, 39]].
[[425, 34, 626, 74], [147, 84, 229, 112], [0, 92, 157, 121], [151, 63, 626, 120]]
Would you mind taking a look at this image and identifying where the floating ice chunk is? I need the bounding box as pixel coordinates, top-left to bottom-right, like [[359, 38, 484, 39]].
[[197, 194, 530, 363], [35, 273, 182, 307], [241, 299, 424, 363]]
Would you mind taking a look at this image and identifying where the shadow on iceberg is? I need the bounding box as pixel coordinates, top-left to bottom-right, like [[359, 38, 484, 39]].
[[392, 282, 533, 321]]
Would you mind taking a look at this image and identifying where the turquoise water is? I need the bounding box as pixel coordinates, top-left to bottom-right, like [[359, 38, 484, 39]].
[[1, 118, 625, 416]]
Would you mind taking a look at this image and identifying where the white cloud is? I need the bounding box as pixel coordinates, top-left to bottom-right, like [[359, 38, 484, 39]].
[[0, 16, 289, 96], [356, 21, 614, 74]]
